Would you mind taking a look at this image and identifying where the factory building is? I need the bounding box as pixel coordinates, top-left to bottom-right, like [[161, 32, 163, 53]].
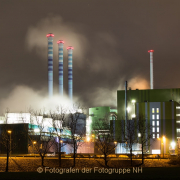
[[87, 107, 117, 138], [0, 112, 86, 155], [114, 88, 180, 154]]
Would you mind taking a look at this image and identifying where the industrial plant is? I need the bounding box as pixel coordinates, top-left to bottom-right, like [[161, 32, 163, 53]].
[[0, 33, 180, 159]]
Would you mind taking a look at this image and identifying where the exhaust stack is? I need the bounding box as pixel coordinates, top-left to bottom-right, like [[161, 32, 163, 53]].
[[67, 46, 74, 102], [148, 50, 154, 89], [46, 33, 54, 97], [57, 40, 64, 96]]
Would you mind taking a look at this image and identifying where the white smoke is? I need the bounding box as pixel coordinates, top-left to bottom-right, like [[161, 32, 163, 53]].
[[0, 85, 80, 114], [128, 76, 149, 90], [88, 76, 149, 108], [25, 15, 88, 67], [0, 15, 149, 114]]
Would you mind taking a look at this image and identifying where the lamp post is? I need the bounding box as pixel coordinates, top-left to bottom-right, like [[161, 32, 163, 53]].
[[60, 140, 63, 154], [170, 141, 176, 155], [33, 141, 36, 156], [158, 138, 161, 156], [163, 136, 166, 158], [92, 134, 95, 142], [7, 130, 12, 157], [114, 141, 117, 153], [86, 136, 90, 142]]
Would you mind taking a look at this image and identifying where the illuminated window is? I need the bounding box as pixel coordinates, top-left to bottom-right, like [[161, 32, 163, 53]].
[[157, 134, 159, 138], [157, 114, 159, 119], [156, 108, 159, 113], [152, 121, 155, 126], [152, 128, 155, 132], [157, 127, 159, 132], [157, 121, 159, 126], [153, 134, 155, 138], [152, 115, 155, 119], [152, 108, 155, 113]]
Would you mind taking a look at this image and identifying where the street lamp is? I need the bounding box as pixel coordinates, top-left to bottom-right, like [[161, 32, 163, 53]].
[[158, 138, 161, 156], [127, 107, 131, 113], [91, 134, 95, 142], [7, 130, 12, 157], [114, 141, 117, 148], [171, 141, 176, 149], [33, 141, 36, 156], [60, 140, 63, 154], [86, 136, 90, 142]]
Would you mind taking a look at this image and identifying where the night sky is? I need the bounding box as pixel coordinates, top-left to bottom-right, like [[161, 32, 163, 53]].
[[1, 0, 180, 114]]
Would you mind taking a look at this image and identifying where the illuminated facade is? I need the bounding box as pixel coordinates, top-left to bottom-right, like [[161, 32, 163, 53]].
[[0, 112, 87, 154], [0, 113, 71, 154], [87, 107, 117, 140], [116, 88, 180, 154], [136, 101, 178, 154]]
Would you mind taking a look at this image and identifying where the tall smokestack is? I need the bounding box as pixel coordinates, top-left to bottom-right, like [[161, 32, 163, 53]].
[[57, 40, 64, 96], [148, 50, 154, 89], [125, 81, 128, 122], [125, 81, 128, 139], [67, 46, 74, 102], [46, 33, 54, 97]]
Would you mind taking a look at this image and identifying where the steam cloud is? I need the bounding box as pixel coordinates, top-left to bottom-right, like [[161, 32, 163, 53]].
[[26, 15, 88, 67], [0, 85, 78, 114], [88, 77, 149, 108], [0, 15, 150, 114]]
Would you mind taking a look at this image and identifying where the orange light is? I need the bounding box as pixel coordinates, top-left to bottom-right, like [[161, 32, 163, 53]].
[[7, 130, 12, 134], [163, 136, 166, 142], [86, 137, 90, 142]]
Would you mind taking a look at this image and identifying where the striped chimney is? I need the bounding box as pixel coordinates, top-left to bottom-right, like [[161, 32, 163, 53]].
[[57, 40, 64, 96], [67, 46, 74, 102], [46, 33, 54, 97]]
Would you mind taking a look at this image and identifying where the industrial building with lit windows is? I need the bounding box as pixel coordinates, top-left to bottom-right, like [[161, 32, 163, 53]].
[[115, 88, 180, 155], [0, 33, 180, 157], [0, 112, 87, 154]]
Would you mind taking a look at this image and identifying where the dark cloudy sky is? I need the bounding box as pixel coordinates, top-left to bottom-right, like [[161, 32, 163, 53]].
[[0, 0, 180, 113]]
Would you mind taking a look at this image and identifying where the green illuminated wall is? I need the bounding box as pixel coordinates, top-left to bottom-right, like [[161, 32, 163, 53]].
[[117, 88, 180, 120], [89, 106, 110, 133], [136, 101, 178, 154]]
